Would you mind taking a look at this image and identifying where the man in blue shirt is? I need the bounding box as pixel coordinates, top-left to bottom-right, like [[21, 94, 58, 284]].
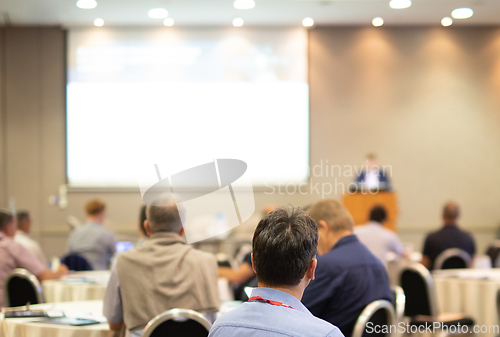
[[301, 199, 392, 337], [209, 206, 343, 337]]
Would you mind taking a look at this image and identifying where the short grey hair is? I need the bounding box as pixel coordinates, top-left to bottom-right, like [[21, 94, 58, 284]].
[[146, 202, 183, 234], [308, 199, 354, 232]]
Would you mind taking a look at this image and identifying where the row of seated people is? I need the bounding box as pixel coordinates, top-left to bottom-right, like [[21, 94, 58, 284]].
[[0, 199, 477, 336], [221, 201, 476, 303], [4, 197, 476, 274]]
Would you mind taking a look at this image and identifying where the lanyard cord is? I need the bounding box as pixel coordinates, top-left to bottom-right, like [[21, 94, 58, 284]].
[[248, 296, 295, 310]]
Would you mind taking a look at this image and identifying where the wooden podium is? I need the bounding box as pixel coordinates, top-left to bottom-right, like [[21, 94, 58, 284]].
[[342, 191, 398, 232]]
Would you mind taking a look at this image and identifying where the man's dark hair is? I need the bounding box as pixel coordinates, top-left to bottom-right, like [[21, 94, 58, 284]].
[[0, 210, 14, 231], [17, 211, 30, 227], [252, 206, 318, 287], [139, 205, 147, 236], [369, 205, 387, 223]]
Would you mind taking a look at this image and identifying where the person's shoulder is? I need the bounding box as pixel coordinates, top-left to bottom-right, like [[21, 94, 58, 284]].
[[316, 250, 347, 274], [424, 228, 441, 241], [188, 247, 217, 264], [212, 304, 342, 337], [304, 314, 344, 336]]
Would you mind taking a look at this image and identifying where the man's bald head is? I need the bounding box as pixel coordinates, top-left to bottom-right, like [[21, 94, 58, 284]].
[[443, 202, 460, 224]]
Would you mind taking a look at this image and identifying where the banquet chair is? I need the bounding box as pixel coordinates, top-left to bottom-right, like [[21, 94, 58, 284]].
[[390, 285, 405, 324], [61, 253, 93, 271], [497, 288, 500, 323], [351, 300, 395, 337], [4, 268, 45, 307], [398, 261, 473, 327], [141, 308, 212, 337], [434, 248, 471, 270]]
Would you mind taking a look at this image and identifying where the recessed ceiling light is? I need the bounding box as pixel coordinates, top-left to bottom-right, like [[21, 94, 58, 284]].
[[234, 0, 255, 10], [164, 18, 174, 26], [441, 17, 453, 27], [233, 18, 244, 27], [76, 0, 97, 9], [233, 18, 243, 27], [372, 17, 384, 27], [302, 17, 314, 27], [94, 18, 104, 26], [148, 8, 169, 19], [451, 8, 473, 19], [389, 0, 411, 9]]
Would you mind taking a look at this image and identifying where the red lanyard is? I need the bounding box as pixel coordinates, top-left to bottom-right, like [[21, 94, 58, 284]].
[[248, 296, 295, 310]]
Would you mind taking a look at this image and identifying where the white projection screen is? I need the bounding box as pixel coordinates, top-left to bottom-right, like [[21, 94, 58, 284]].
[[67, 27, 309, 188]]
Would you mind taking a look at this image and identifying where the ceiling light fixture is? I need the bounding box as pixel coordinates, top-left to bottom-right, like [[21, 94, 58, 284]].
[[233, 18, 244, 27], [76, 0, 97, 9], [94, 18, 104, 26], [164, 18, 174, 26], [389, 0, 411, 9], [234, 0, 255, 10], [372, 17, 384, 27], [441, 17, 453, 27], [302, 17, 314, 27], [451, 8, 473, 19], [148, 8, 169, 19]]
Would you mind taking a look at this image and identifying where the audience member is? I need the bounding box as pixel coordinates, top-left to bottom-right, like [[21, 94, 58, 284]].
[[354, 205, 404, 267], [103, 200, 220, 337], [14, 210, 48, 266], [135, 205, 148, 247], [218, 251, 256, 300], [421, 201, 475, 270], [209, 206, 342, 337], [67, 199, 115, 270], [301, 199, 392, 337], [0, 210, 67, 308]]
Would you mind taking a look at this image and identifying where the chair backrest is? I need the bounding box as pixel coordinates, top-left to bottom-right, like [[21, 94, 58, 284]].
[[61, 253, 93, 271], [398, 261, 439, 318], [486, 246, 500, 267], [434, 248, 471, 270], [497, 288, 500, 323], [4, 268, 45, 307], [351, 300, 396, 337], [390, 285, 405, 325], [141, 308, 212, 337]]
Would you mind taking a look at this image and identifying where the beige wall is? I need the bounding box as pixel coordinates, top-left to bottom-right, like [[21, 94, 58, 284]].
[[0, 26, 500, 260]]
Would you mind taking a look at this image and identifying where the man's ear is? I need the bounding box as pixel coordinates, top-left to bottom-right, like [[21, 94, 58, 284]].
[[251, 253, 257, 274], [318, 220, 329, 233], [144, 220, 152, 237], [306, 258, 317, 281]]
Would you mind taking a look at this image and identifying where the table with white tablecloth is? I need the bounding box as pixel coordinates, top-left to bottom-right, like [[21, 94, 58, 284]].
[[42, 271, 234, 303], [42, 271, 111, 303], [433, 268, 500, 337], [0, 300, 109, 337], [0, 300, 242, 337]]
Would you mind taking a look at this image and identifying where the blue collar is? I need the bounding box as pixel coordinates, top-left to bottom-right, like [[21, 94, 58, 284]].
[[249, 287, 312, 315], [331, 234, 358, 250]]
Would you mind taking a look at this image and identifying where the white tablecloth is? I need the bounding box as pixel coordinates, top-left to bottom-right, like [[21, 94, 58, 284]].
[[433, 269, 500, 337], [42, 270, 233, 303], [42, 271, 111, 303], [0, 301, 109, 337]]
